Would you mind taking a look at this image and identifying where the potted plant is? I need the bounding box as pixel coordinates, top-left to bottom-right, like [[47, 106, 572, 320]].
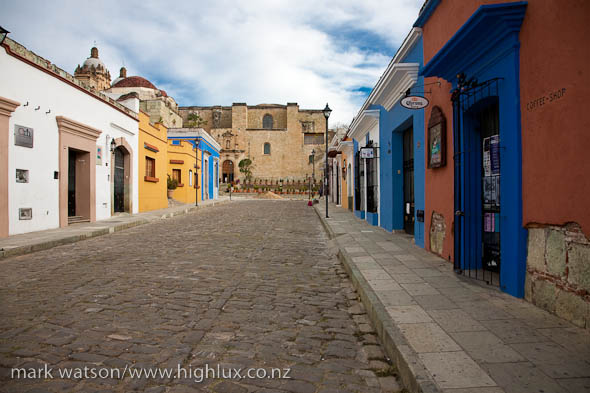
[[167, 175, 178, 198]]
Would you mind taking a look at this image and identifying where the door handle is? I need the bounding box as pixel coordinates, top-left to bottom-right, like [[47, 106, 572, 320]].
[[455, 210, 464, 216]]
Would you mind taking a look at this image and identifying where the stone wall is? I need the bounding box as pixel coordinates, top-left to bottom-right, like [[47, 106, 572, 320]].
[[525, 223, 590, 329], [178, 103, 326, 182], [247, 106, 287, 129], [140, 100, 183, 129]]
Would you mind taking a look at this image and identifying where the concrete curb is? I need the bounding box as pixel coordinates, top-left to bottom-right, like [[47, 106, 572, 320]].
[[313, 205, 440, 393], [0, 200, 230, 260]]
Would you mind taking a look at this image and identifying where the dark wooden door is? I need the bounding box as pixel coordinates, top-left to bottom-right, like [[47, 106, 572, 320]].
[[68, 150, 76, 217], [403, 127, 414, 235]]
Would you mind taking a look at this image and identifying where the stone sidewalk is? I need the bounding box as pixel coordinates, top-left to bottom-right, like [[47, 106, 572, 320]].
[[0, 197, 230, 259], [314, 202, 590, 393]]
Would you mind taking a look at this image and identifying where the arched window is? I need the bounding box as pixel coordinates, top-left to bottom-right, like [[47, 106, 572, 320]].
[[263, 114, 273, 129], [263, 143, 271, 155]]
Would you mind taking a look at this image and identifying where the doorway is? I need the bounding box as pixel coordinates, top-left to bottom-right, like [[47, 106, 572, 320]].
[[68, 150, 77, 217], [403, 127, 414, 235], [454, 86, 502, 287], [66, 148, 91, 224], [113, 147, 125, 213], [203, 158, 209, 200], [222, 160, 234, 183]]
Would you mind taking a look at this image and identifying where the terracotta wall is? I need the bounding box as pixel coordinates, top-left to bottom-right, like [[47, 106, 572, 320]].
[[422, 0, 590, 264], [423, 79, 454, 261], [518, 0, 590, 236]]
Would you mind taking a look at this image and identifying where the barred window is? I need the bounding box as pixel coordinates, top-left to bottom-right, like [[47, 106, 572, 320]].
[[263, 114, 273, 129], [304, 133, 324, 145], [145, 157, 155, 177], [264, 143, 271, 155]]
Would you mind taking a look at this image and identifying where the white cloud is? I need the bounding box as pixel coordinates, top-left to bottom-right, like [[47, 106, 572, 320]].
[[2, 0, 422, 125]]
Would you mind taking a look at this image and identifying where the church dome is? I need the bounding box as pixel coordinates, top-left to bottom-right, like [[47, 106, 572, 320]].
[[82, 47, 106, 70], [112, 75, 157, 90]]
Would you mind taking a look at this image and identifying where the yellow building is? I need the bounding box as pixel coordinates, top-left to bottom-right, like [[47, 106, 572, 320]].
[[339, 138, 354, 211], [167, 139, 201, 204], [139, 111, 169, 212]]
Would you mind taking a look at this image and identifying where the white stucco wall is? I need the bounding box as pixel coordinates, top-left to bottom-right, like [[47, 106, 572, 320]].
[[0, 46, 139, 235]]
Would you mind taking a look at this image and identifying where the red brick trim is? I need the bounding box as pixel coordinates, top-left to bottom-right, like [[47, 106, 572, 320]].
[[144, 176, 159, 183], [144, 142, 159, 152]]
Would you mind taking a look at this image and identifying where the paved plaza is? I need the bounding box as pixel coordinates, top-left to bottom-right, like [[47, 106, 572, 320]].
[[0, 200, 400, 393]]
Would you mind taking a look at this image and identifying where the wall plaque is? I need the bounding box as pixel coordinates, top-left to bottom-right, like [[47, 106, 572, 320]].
[[16, 169, 29, 183], [19, 208, 32, 220], [427, 106, 446, 168], [14, 125, 34, 148]]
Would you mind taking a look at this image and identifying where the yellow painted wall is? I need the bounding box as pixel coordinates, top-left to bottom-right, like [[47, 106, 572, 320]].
[[139, 111, 169, 212], [341, 152, 348, 210], [167, 140, 201, 204]]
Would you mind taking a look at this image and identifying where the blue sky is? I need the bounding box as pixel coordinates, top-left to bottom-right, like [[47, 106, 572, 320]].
[[2, 0, 423, 125]]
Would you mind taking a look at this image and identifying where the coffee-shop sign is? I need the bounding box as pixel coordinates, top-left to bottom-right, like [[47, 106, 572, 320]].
[[401, 96, 429, 110]]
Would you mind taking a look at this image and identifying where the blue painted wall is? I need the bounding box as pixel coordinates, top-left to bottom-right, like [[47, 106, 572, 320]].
[[199, 138, 220, 200], [421, 3, 528, 297], [378, 37, 425, 247]]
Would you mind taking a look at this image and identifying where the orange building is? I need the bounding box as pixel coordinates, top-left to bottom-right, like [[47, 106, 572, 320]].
[[138, 111, 168, 212]]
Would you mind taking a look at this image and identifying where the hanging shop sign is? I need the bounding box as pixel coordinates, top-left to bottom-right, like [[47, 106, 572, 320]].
[[401, 96, 429, 110], [360, 147, 375, 159]]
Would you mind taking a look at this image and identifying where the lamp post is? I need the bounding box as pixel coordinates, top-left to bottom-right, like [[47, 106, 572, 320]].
[[323, 103, 331, 218], [0, 27, 9, 46]]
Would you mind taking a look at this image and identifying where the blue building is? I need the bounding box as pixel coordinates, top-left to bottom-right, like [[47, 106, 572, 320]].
[[347, 28, 425, 247], [168, 128, 221, 201]]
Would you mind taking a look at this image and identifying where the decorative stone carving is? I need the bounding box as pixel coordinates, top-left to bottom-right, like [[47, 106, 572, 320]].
[[429, 211, 446, 256], [213, 110, 222, 128]]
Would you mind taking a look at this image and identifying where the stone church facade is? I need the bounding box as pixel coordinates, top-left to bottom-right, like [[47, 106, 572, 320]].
[[178, 103, 327, 184]]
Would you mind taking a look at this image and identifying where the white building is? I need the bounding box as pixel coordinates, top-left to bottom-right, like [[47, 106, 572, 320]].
[[0, 37, 139, 236]]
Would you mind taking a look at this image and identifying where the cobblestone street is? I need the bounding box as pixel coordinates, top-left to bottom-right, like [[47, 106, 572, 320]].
[[0, 201, 398, 393]]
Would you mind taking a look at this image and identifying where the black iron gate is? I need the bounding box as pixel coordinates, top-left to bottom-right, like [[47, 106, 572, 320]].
[[452, 77, 502, 287]]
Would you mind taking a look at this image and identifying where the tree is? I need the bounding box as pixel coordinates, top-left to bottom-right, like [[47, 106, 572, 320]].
[[186, 112, 207, 128], [238, 158, 253, 184]]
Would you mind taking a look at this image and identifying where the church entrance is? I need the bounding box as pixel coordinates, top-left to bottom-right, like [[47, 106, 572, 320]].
[[222, 160, 234, 183]]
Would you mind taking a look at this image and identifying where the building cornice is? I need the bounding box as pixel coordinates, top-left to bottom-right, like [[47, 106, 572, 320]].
[[345, 27, 422, 139], [348, 109, 379, 142], [56, 116, 102, 141], [421, 2, 527, 81], [372, 63, 420, 111], [0, 96, 20, 117]]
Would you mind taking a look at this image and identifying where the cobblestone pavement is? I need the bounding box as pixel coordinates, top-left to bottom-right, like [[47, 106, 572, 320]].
[[0, 200, 401, 393]]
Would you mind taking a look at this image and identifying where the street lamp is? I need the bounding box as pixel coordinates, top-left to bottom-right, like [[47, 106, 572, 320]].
[[323, 103, 332, 218], [0, 27, 9, 46], [110, 138, 116, 152]]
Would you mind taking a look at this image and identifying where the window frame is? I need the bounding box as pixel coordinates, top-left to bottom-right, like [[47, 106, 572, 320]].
[[263, 114, 273, 129]]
